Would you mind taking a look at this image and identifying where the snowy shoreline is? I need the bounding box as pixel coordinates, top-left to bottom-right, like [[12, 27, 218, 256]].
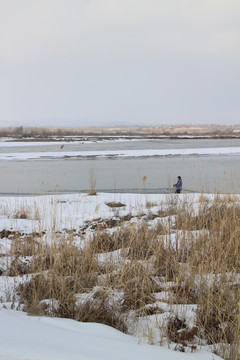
[[0, 147, 240, 161]]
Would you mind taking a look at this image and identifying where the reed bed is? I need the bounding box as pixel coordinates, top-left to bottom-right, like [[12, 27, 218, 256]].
[[2, 194, 240, 360]]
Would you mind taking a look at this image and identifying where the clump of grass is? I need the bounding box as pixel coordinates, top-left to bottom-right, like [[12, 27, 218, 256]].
[[145, 201, 158, 208], [105, 262, 156, 311], [196, 279, 240, 343], [169, 195, 240, 359], [7, 235, 43, 276], [125, 222, 159, 260], [13, 206, 31, 219], [136, 304, 165, 317], [154, 241, 180, 281], [171, 279, 199, 305], [17, 274, 80, 318], [158, 207, 178, 217], [8, 257, 32, 276], [88, 169, 97, 195], [157, 196, 179, 217], [17, 274, 51, 314], [17, 238, 100, 316], [90, 226, 132, 253], [166, 315, 198, 350], [174, 197, 240, 272], [10, 236, 40, 257], [76, 288, 128, 333], [91, 221, 167, 259]]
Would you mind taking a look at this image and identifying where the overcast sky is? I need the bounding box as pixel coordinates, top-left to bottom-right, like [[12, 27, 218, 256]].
[[0, 0, 239, 127]]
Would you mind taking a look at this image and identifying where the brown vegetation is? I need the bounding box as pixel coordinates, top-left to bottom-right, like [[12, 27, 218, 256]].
[[2, 194, 240, 360], [1, 125, 240, 138]]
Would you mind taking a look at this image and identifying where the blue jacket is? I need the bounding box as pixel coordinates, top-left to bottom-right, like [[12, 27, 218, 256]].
[[176, 179, 182, 191]]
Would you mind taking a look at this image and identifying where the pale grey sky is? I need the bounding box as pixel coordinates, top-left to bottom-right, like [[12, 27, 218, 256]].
[[0, 0, 239, 127]]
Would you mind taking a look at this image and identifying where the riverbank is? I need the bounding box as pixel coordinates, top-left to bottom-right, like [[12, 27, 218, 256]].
[[0, 191, 239, 360]]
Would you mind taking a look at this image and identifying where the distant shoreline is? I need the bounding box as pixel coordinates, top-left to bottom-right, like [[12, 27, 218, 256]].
[[1, 124, 240, 138], [1, 134, 240, 143]]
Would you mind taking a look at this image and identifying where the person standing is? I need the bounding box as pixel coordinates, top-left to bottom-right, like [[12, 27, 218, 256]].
[[174, 176, 182, 193]]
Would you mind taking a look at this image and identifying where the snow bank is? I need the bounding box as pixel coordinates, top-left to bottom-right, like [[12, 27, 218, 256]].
[[0, 308, 222, 360]]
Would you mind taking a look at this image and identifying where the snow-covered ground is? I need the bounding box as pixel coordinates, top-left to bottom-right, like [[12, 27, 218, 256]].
[[0, 192, 231, 360], [0, 192, 174, 233], [0, 305, 222, 360]]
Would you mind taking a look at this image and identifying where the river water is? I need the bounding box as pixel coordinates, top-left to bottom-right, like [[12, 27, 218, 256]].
[[0, 137, 240, 195]]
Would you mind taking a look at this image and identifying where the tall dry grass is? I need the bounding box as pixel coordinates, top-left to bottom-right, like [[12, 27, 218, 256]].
[[5, 194, 240, 359], [88, 169, 97, 196]]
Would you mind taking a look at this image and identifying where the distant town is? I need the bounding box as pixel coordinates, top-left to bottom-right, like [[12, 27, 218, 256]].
[[1, 124, 240, 138]]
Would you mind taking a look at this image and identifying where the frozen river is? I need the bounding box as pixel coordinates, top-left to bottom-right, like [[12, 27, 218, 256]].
[[0, 137, 240, 194]]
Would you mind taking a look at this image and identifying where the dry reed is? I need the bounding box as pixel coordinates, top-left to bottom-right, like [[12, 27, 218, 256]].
[[4, 194, 239, 359]]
